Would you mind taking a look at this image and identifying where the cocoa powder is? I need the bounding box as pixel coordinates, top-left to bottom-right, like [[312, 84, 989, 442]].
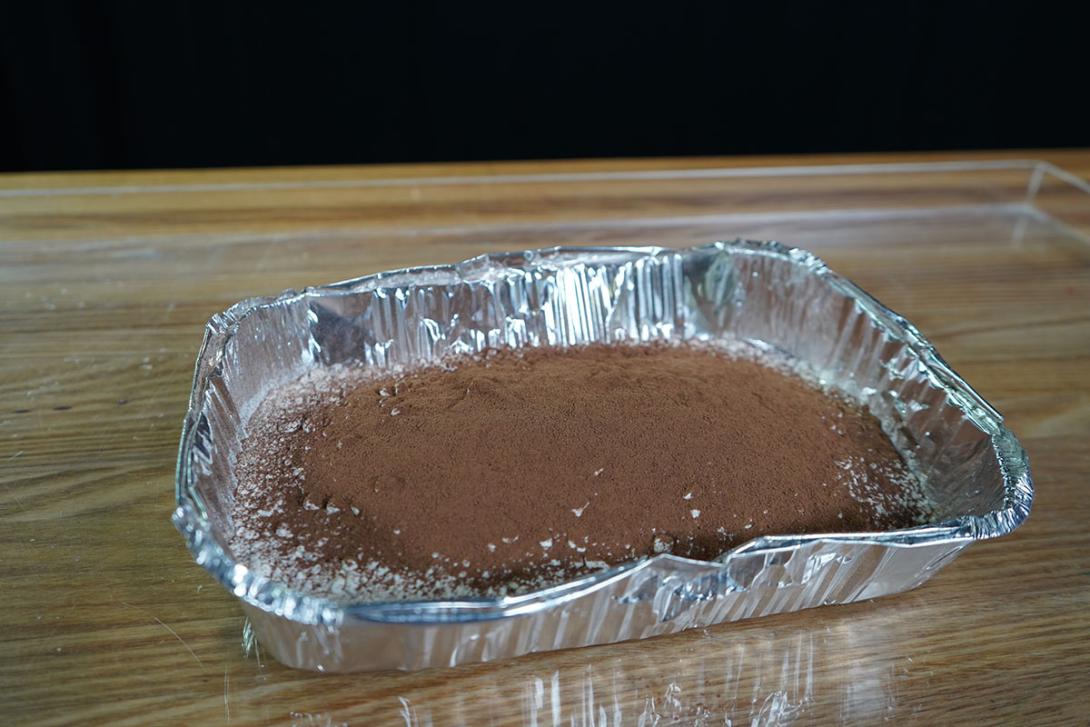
[[230, 342, 933, 601]]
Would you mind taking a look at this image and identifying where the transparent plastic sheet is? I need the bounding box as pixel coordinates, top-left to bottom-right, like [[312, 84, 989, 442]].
[[173, 240, 1032, 672]]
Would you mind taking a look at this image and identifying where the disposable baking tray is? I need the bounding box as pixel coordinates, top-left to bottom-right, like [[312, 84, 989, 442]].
[[173, 239, 1032, 672]]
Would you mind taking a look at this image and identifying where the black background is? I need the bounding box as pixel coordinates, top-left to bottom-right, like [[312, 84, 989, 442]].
[[2, 2, 1089, 172]]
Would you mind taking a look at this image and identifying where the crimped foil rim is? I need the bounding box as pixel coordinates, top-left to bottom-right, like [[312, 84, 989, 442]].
[[172, 241, 1033, 626]]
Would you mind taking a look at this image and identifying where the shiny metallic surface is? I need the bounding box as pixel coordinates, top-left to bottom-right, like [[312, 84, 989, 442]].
[[173, 241, 1033, 672]]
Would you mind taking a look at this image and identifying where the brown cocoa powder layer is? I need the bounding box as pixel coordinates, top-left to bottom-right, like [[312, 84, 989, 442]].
[[230, 342, 932, 600]]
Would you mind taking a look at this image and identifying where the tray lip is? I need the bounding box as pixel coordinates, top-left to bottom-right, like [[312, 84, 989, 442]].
[[173, 240, 1033, 625]]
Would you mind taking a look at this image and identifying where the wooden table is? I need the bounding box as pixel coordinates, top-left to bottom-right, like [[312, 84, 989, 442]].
[[3, 150, 1089, 725]]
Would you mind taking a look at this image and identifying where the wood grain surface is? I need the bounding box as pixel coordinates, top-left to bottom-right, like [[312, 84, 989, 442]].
[[2, 150, 1089, 726]]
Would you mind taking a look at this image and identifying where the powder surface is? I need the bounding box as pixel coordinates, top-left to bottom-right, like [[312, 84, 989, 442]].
[[230, 342, 933, 601]]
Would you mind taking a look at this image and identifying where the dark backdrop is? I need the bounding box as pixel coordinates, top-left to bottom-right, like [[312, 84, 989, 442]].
[[2, 2, 1089, 172]]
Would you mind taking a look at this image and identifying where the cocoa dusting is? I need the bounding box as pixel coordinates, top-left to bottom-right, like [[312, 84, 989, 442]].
[[230, 341, 933, 601]]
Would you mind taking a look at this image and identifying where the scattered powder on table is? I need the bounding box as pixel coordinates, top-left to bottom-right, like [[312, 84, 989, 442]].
[[229, 341, 934, 601]]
